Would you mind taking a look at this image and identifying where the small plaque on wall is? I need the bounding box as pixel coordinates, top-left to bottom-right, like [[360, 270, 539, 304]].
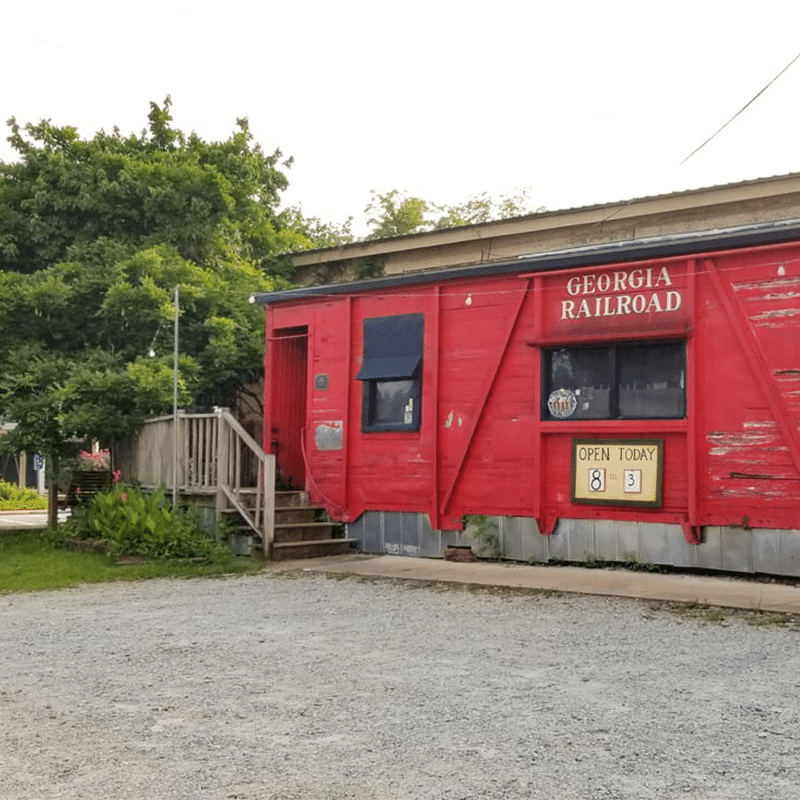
[[314, 373, 329, 390], [571, 439, 663, 508]]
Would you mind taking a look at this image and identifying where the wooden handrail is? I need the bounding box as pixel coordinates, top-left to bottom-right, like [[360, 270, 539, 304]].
[[215, 408, 275, 556], [217, 408, 267, 462], [118, 408, 275, 556]]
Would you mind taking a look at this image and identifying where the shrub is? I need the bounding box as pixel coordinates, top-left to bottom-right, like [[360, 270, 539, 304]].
[[64, 483, 228, 562], [0, 481, 48, 510]]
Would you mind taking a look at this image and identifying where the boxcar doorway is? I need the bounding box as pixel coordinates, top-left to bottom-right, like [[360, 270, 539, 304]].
[[270, 326, 308, 490]]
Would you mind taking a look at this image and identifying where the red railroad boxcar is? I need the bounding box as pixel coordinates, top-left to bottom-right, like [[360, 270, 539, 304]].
[[254, 222, 800, 575]]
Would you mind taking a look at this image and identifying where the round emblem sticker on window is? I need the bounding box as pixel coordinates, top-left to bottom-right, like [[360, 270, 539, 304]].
[[548, 388, 577, 418]]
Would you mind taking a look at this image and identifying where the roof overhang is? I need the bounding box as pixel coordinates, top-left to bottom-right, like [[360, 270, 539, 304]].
[[252, 217, 800, 306]]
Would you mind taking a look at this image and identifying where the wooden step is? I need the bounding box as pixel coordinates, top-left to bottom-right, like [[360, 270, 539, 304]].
[[275, 490, 309, 508], [273, 522, 335, 544], [271, 538, 357, 561], [274, 506, 320, 524], [222, 505, 322, 524], [221, 487, 349, 560]]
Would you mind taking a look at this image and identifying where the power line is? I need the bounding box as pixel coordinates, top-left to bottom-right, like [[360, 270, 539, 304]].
[[680, 49, 800, 166]]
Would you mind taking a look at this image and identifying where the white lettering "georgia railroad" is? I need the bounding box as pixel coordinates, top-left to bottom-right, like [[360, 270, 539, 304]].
[[560, 266, 682, 320]]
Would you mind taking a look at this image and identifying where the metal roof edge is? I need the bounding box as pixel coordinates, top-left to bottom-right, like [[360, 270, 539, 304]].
[[252, 217, 800, 305]]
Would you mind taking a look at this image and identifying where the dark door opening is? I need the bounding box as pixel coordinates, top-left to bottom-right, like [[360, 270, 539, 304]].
[[270, 327, 309, 490]]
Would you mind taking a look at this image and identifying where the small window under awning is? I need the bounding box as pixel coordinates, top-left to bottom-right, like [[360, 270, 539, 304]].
[[356, 355, 421, 381]]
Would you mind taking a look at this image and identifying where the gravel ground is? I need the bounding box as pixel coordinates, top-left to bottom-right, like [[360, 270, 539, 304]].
[[1, 572, 799, 800]]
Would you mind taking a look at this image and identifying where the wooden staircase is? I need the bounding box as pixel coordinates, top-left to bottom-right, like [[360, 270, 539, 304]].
[[210, 409, 356, 559], [272, 490, 355, 560], [118, 407, 356, 561], [223, 488, 355, 559]]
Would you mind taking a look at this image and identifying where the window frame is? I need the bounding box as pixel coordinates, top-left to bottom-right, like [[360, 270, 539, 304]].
[[357, 313, 424, 433], [541, 339, 686, 421]]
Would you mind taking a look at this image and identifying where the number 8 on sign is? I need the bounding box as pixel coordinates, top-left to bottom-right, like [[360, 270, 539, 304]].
[[588, 468, 605, 492]]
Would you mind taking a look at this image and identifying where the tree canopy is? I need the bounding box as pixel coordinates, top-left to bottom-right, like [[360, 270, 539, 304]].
[[0, 95, 542, 473], [364, 188, 542, 240], [0, 98, 303, 463]]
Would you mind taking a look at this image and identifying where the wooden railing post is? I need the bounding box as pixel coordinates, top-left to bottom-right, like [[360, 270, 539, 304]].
[[263, 454, 275, 557], [216, 408, 230, 531]]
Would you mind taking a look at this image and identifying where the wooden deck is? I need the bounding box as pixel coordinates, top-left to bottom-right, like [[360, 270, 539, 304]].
[[115, 408, 276, 555]]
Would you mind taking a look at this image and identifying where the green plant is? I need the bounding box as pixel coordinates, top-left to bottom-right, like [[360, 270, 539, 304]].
[[702, 607, 729, 624], [657, 601, 798, 628], [622, 551, 661, 572], [463, 515, 503, 560], [63, 483, 228, 562], [746, 612, 792, 627], [0, 480, 47, 510]]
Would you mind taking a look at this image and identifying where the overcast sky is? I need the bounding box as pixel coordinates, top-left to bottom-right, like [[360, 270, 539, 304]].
[[3, 1, 800, 236]]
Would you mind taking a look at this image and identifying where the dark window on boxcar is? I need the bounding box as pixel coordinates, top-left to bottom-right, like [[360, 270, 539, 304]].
[[542, 340, 685, 420], [357, 313, 423, 432]]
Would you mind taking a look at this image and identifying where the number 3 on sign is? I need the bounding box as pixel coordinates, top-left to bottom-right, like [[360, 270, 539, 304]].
[[624, 469, 642, 494], [588, 468, 605, 492]]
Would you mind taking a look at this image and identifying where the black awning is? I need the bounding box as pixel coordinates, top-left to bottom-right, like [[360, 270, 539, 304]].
[[356, 355, 421, 381], [355, 312, 424, 380]]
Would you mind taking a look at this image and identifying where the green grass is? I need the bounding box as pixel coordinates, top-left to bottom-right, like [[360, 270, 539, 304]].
[[656, 600, 798, 627], [0, 528, 262, 594]]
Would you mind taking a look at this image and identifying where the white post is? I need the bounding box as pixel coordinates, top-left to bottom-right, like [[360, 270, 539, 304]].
[[36, 456, 46, 495]]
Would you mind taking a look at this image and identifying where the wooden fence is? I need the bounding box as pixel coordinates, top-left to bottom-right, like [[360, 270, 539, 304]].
[[115, 408, 275, 554]]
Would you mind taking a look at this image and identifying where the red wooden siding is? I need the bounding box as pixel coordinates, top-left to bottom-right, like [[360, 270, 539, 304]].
[[700, 246, 800, 529], [263, 240, 800, 536]]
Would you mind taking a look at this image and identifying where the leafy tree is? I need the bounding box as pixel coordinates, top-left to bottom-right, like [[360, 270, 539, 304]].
[[364, 188, 542, 240], [365, 190, 430, 239], [278, 208, 354, 250], [0, 97, 297, 274], [0, 98, 303, 517], [431, 189, 542, 229]]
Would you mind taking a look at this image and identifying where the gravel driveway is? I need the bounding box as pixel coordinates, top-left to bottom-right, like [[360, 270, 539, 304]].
[[1, 572, 799, 800]]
